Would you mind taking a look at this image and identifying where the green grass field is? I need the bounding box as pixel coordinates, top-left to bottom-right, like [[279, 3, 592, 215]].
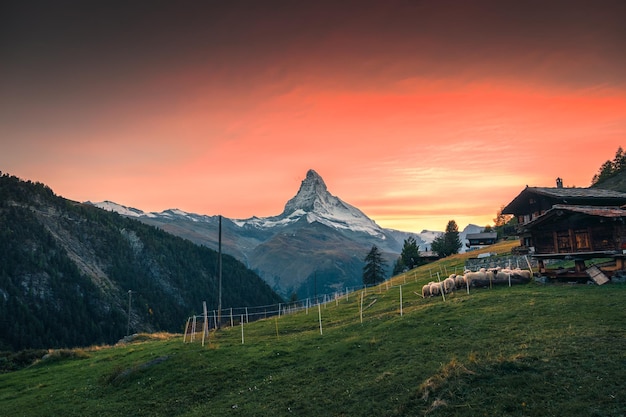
[[2, 241, 625, 416]]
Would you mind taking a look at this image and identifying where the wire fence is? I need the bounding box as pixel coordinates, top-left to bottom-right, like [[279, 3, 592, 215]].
[[180, 273, 431, 344], [183, 283, 374, 341], [182, 258, 536, 345]]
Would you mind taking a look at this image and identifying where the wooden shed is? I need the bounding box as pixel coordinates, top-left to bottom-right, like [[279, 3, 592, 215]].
[[466, 232, 498, 251], [521, 204, 626, 272], [502, 184, 626, 254], [502, 182, 626, 279]]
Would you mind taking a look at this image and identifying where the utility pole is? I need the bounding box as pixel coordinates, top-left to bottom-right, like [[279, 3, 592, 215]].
[[217, 215, 222, 329], [126, 289, 132, 336]]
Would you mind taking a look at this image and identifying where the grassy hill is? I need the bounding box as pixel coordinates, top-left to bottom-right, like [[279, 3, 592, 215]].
[[1, 241, 625, 416]]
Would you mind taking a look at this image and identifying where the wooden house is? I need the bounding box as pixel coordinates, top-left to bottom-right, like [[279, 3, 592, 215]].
[[502, 180, 626, 277], [466, 232, 498, 251]]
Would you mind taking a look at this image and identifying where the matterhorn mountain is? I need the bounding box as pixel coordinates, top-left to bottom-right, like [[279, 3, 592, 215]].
[[234, 170, 385, 238], [92, 170, 474, 298]]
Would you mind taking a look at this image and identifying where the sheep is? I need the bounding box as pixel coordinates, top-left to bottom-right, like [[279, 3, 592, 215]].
[[495, 270, 510, 283], [429, 281, 441, 296], [422, 284, 432, 298], [464, 267, 532, 288], [454, 274, 465, 289], [464, 270, 489, 287], [505, 268, 532, 283], [517, 269, 532, 281], [443, 277, 456, 293]]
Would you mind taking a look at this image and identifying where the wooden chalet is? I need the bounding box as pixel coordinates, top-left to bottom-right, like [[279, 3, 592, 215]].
[[502, 180, 626, 279], [466, 232, 498, 251], [419, 250, 441, 263]]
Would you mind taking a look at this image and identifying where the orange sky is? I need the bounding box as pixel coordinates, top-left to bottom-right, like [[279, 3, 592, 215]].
[[2, 1, 625, 232]]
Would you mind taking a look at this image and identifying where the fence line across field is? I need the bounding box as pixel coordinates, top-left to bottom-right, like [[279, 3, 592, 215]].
[[183, 256, 534, 345], [181, 280, 410, 343], [184, 284, 364, 337]]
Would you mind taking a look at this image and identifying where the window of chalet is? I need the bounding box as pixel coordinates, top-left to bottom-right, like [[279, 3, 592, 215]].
[[523, 236, 533, 247], [533, 232, 554, 253], [574, 229, 590, 251], [556, 231, 571, 252], [592, 227, 615, 251]]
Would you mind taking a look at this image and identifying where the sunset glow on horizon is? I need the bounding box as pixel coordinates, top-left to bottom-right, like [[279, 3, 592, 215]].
[[2, 1, 625, 232]]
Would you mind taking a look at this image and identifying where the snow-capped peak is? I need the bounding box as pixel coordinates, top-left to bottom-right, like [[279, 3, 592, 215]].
[[89, 201, 146, 217], [91, 170, 385, 237], [282, 169, 329, 214], [258, 169, 383, 237]]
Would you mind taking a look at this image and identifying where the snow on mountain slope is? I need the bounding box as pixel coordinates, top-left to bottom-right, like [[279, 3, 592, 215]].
[[89, 201, 147, 217], [89, 202, 219, 222], [238, 169, 385, 237], [90, 170, 434, 243]]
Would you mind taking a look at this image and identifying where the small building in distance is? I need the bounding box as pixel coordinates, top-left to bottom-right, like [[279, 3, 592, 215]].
[[466, 232, 498, 251], [419, 250, 441, 263]]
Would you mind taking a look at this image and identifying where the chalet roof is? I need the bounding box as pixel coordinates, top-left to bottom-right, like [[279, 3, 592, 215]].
[[502, 186, 626, 214], [467, 232, 498, 240], [420, 251, 440, 259], [522, 204, 626, 229], [548, 204, 626, 217], [526, 187, 626, 199]]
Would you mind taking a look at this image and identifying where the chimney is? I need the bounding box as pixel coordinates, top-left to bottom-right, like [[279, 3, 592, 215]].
[[556, 177, 563, 188]]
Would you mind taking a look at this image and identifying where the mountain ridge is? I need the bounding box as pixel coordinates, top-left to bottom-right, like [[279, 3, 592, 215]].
[[0, 173, 282, 350], [92, 170, 481, 298]]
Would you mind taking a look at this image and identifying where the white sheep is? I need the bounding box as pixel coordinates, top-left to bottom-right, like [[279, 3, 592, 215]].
[[422, 284, 432, 298], [465, 267, 532, 287], [454, 274, 465, 289], [429, 282, 441, 296], [464, 270, 489, 287], [443, 277, 456, 293], [507, 268, 531, 282]]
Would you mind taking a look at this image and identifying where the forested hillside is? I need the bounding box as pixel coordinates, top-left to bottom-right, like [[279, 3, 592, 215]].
[[592, 170, 626, 192], [0, 173, 282, 351], [590, 146, 626, 192]]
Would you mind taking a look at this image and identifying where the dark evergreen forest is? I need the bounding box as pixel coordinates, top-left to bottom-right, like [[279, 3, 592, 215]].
[[0, 173, 282, 351]]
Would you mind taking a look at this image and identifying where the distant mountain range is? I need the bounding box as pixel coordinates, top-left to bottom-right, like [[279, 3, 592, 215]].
[[93, 170, 483, 298]]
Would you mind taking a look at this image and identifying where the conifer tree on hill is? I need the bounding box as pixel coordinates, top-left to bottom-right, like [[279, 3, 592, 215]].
[[431, 220, 462, 258], [363, 245, 387, 286], [393, 236, 423, 275], [591, 146, 626, 186]]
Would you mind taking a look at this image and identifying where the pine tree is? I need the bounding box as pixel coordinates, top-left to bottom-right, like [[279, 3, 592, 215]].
[[591, 146, 626, 185], [592, 160, 615, 185], [363, 245, 387, 286], [401, 236, 423, 269], [431, 220, 462, 257], [493, 205, 515, 238], [613, 146, 626, 173], [392, 256, 406, 276], [393, 236, 425, 275]]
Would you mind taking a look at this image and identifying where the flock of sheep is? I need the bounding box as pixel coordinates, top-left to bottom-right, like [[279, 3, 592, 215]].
[[422, 267, 533, 298]]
